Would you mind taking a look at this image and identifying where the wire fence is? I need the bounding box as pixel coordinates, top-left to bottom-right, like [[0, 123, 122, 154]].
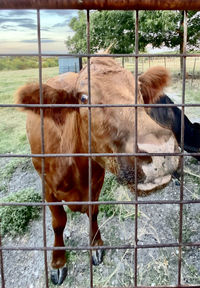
[[0, 1, 200, 288]]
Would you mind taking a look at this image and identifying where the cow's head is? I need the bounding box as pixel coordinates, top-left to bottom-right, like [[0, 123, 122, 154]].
[[76, 57, 180, 194], [16, 58, 180, 195]]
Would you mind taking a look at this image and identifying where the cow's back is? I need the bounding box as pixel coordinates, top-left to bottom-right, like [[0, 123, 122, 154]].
[[46, 72, 78, 92]]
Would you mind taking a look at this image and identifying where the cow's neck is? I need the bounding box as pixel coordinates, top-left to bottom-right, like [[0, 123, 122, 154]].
[[61, 110, 86, 154]]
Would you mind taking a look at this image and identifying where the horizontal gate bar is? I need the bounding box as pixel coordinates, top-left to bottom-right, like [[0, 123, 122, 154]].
[[0, 0, 200, 10], [1, 103, 200, 109], [1, 242, 200, 251], [1, 199, 200, 207], [0, 53, 200, 58], [0, 152, 200, 158]]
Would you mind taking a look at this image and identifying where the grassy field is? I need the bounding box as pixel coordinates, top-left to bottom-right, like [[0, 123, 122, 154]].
[[120, 56, 200, 76], [0, 67, 59, 154], [0, 56, 58, 71]]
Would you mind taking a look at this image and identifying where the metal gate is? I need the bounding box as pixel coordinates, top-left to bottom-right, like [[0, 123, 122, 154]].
[[0, 1, 200, 287]]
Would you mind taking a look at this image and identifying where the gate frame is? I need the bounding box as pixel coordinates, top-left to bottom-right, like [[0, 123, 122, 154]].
[[0, 1, 200, 288]]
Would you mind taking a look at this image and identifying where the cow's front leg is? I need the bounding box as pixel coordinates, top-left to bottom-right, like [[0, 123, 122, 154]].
[[87, 206, 104, 266], [46, 192, 67, 285]]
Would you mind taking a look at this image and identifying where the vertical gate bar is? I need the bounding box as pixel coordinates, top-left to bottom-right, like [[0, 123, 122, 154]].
[[86, 9, 93, 288], [0, 225, 5, 288], [178, 10, 187, 286], [134, 10, 139, 288], [37, 10, 49, 288]]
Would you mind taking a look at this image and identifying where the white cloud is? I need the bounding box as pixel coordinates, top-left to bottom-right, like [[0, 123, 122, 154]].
[[0, 9, 77, 53]]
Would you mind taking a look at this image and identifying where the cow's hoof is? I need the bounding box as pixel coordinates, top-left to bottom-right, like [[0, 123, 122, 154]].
[[50, 265, 67, 285], [92, 249, 104, 266]]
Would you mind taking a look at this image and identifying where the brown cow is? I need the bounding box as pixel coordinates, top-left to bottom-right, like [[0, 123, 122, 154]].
[[15, 57, 180, 285]]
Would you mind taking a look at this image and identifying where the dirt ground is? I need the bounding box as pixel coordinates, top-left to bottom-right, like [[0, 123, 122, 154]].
[[0, 155, 200, 288]]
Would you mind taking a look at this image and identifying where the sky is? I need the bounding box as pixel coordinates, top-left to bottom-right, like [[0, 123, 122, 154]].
[[0, 9, 78, 54]]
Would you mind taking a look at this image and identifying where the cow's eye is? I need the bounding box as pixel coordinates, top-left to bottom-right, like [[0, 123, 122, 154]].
[[81, 94, 88, 104]]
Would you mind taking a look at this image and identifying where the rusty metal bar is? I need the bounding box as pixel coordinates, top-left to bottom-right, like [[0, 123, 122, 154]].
[[86, 9, 94, 288], [1, 152, 200, 160], [1, 0, 200, 10], [0, 2, 199, 288], [1, 242, 200, 251], [178, 10, 188, 286], [1, 103, 200, 109], [0, 226, 5, 288], [0, 151, 200, 158], [1, 199, 200, 207], [134, 10, 139, 287], [0, 53, 200, 58], [37, 10, 49, 288]]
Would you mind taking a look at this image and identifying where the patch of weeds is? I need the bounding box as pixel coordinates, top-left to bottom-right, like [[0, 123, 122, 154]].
[[0, 183, 7, 193], [187, 157, 199, 165], [184, 173, 200, 199], [138, 248, 177, 286], [169, 206, 197, 244], [65, 250, 77, 263], [99, 173, 120, 218], [184, 263, 200, 283], [98, 173, 136, 221], [0, 188, 41, 237]]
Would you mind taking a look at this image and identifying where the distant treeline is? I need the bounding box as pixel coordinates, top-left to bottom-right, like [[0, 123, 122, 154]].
[[0, 56, 58, 71]]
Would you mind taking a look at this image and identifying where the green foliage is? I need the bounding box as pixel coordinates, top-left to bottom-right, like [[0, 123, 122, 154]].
[[99, 173, 120, 217], [185, 263, 200, 282], [66, 10, 135, 53], [0, 56, 58, 71], [91, 11, 135, 53], [0, 189, 41, 237], [66, 10, 200, 54], [66, 11, 87, 53], [140, 11, 200, 53]]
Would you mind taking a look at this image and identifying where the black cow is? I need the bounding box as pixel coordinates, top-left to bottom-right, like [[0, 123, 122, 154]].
[[149, 94, 200, 161]]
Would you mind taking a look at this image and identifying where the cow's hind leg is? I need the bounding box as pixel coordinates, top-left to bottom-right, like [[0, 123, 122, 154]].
[[46, 191, 67, 285]]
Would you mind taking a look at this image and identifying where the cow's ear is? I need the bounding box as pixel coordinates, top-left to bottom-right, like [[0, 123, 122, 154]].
[[139, 66, 170, 104], [15, 83, 78, 122], [16, 83, 79, 108]]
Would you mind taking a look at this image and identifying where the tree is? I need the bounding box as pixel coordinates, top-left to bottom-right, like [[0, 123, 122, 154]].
[[66, 10, 200, 57], [66, 10, 137, 53], [66, 11, 87, 53], [139, 11, 200, 70]]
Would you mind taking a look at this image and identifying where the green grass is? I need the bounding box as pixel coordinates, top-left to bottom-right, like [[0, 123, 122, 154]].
[[120, 56, 200, 75], [99, 173, 120, 217], [0, 67, 58, 154], [0, 188, 41, 236], [0, 56, 58, 71], [98, 173, 137, 221]]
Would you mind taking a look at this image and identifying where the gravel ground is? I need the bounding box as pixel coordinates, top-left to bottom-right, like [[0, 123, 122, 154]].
[[0, 157, 200, 288]]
